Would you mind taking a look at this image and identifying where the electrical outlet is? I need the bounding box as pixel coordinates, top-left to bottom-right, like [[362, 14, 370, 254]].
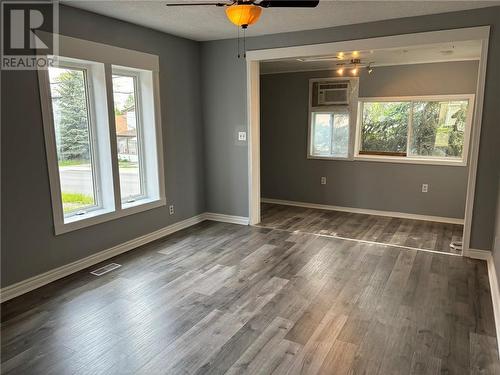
[[169, 205, 175, 215], [321, 176, 327, 185], [422, 184, 429, 193], [238, 131, 247, 141]]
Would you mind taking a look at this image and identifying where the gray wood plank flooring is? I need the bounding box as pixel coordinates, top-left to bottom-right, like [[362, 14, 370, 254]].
[[260, 203, 464, 254], [1, 220, 498, 374]]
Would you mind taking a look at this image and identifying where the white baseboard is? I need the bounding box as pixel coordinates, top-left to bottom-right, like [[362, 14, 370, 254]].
[[0, 212, 250, 302], [261, 198, 464, 225], [204, 212, 250, 225], [466, 248, 491, 260], [468, 248, 500, 358], [487, 255, 500, 358]]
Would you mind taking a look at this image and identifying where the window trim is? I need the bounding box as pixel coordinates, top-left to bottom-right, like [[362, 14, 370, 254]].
[[307, 77, 359, 161], [38, 34, 165, 235], [354, 94, 475, 166]]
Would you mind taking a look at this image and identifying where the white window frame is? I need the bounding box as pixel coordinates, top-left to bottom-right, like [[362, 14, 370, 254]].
[[307, 77, 359, 160], [38, 33, 165, 235], [47, 61, 103, 217], [354, 94, 475, 166], [111, 68, 148, 203]]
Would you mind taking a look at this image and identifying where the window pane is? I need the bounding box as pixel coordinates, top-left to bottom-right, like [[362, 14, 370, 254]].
[[361, 102, 410, 154], [48, 67, 97, 215], [331, 112, 349, 157], [311, 113, 333, 156], [410, 100, 468, 158], [112, 74, 144, 202]]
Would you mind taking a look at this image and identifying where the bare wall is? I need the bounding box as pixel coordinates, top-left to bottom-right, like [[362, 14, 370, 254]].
[[201, 6, 500, 250], [1, 5, 205, 287], [260, 61, 478, 218]]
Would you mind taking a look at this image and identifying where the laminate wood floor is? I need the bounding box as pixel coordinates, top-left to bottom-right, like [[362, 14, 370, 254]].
[[260, 203, 464, 255], [1, 221, 498, 374]]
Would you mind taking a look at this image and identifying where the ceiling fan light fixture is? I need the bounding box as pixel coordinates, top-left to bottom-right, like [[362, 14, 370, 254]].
[[225, 4, 262, 28]]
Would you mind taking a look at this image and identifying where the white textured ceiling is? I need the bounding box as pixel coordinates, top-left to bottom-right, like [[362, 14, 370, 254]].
[[261, 39, 482, 74], [64, 0, 500, 42]]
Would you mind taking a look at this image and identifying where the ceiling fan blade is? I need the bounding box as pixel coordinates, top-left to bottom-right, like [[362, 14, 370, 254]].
[[258, 0, 319, 7], [166, 2, 233, 6]]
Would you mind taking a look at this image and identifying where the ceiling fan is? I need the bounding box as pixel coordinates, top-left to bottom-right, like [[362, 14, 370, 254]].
[[166, 0, 320, 57]]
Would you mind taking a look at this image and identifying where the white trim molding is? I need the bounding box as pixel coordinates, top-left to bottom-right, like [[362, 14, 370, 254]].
[[247, 60, 261, 225], [468, 249, 500, 358], [0, 212, 250, 303], [246, 27, 490, 61], [261, 198, 464, 225], [204, 212, 250, 225], [467, 248, 492, 261]]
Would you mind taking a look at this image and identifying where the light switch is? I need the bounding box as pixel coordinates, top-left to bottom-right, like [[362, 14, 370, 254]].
[[238, 131, 247, 141]]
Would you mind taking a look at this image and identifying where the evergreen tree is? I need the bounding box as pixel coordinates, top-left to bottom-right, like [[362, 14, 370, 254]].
[[55, 70, 91, 161]]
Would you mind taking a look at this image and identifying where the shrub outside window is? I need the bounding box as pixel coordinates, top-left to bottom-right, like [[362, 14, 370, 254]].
[[359, 102, 410, 156]]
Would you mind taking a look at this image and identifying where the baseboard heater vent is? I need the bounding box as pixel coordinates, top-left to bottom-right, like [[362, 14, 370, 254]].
[[90, 263, 121, 276]]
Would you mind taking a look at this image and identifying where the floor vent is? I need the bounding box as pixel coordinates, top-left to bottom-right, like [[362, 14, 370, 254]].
[[90, 263, 121, 276]]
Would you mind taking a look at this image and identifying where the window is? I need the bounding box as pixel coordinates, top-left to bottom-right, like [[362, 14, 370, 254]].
[[39, 35, 164, 234], [48, 66, 99, 216], [310, 111, 349, 158], [410, 100, 469, 159], [356, 95, 473, 164], [308, 78, 358, 159], [112, 72, 145, 203], [359, 101, 410, 156]]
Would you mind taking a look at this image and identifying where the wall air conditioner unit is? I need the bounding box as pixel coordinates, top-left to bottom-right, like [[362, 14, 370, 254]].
[[317, 81, 350, 105]]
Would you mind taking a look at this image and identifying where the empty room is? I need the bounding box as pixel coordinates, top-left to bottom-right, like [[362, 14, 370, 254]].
[[1, 1, 500, 374], [259, 44, 476, 255]]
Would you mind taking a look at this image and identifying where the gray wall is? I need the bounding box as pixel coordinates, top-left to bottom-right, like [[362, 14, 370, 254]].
[[201, 6, 500, 250], [358, 61, 479, 97], [260, 61, 478, 218], [1, 5, 205, 287]]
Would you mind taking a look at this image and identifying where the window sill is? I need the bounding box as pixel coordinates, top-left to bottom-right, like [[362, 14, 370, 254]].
[[353, 154, 467, 167], [56, 197, 166, 235], [307, 155, 349, 161]]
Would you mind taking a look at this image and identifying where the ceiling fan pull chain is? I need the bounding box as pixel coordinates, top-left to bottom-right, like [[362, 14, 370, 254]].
[[243, 26, 246, 58], [237, 25, 240, 58]]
